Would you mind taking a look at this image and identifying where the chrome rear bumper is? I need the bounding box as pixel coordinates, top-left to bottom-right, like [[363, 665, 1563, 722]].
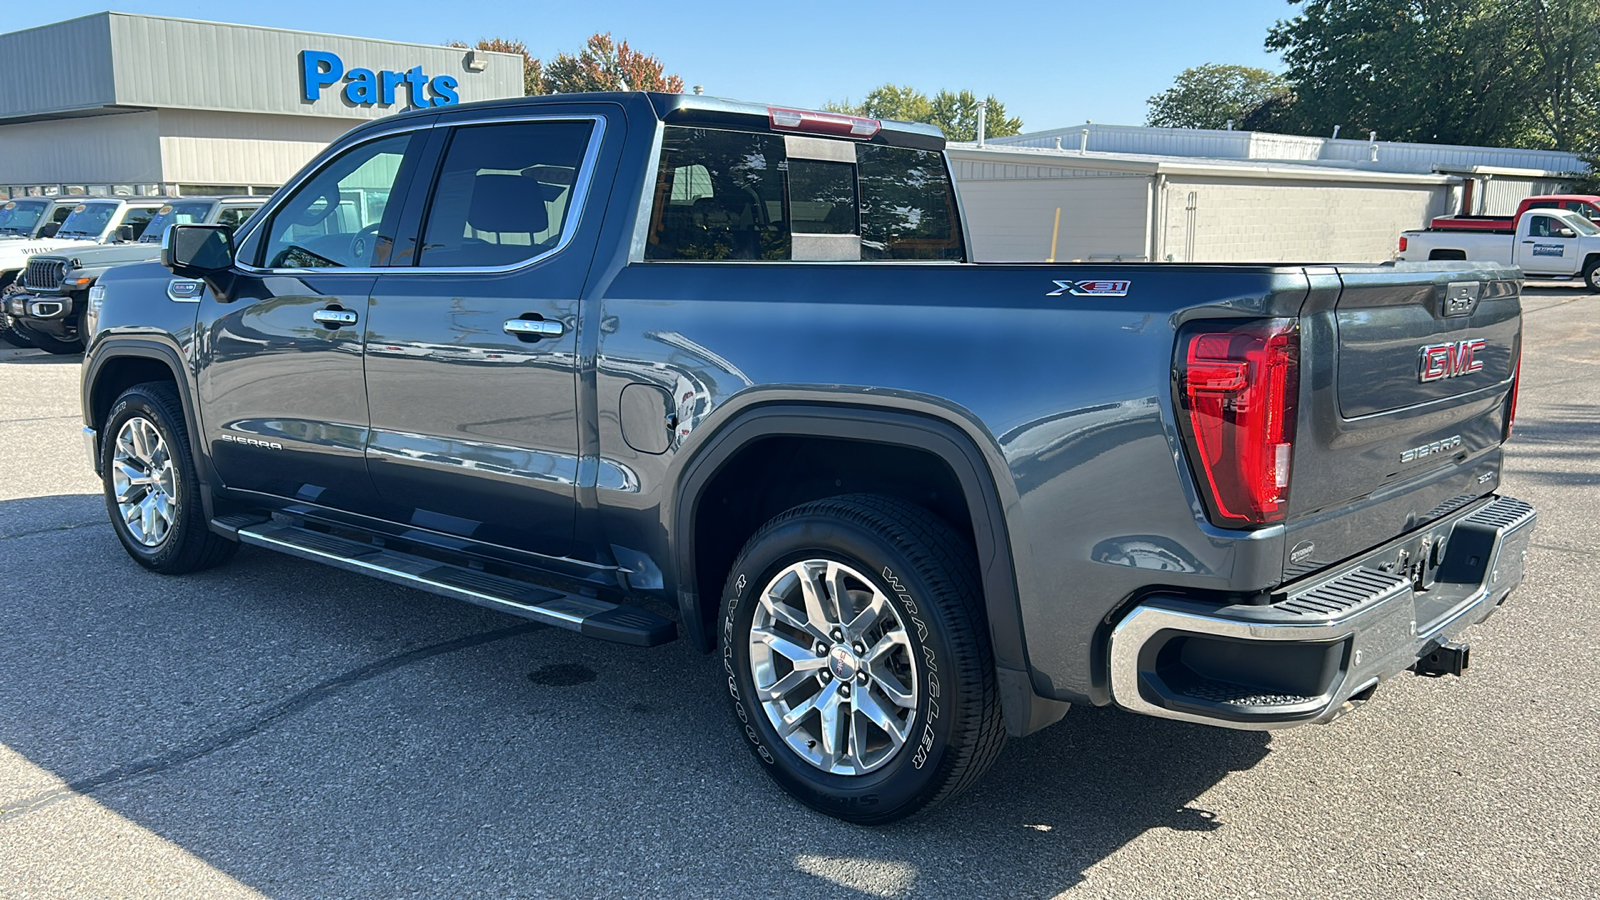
[[1109, 495, 1535, 730]]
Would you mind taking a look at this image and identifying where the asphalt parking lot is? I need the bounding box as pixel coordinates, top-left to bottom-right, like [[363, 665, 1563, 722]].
[[1, 284, 1597, 899]]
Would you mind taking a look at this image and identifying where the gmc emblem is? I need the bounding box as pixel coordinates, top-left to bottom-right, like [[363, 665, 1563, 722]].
[[1418, 339, 1486, 383]]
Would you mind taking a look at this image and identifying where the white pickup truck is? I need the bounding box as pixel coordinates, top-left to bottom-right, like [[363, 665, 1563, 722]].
[[1398, 208, 1600, 290]]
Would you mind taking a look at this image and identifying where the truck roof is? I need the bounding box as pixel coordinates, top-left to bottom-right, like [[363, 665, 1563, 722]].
[[377, 90, 947, 152]]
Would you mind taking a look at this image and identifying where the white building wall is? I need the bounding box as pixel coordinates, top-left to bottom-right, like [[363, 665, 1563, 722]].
[[957, 174, 1150, 262], [1159, 178, 1452, 263], [0, 112, 163, 185], [157, 109, 354, 187]]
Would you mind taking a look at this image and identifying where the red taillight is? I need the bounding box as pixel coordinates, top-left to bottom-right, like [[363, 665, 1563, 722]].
[[1177, 319, 1300, 526], [1398, 235, 1408, 252], [767, 107, 881, 140]]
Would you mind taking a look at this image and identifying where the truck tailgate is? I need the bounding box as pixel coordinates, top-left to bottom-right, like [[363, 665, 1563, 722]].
[[1283, 262, 1520, 577]]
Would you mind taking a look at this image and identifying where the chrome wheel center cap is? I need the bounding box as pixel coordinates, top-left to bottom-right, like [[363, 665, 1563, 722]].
[[827, 644, 860, 681]]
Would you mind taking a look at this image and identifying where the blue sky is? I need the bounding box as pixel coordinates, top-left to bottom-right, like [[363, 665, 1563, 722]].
[[12, 2, 1296, 131]]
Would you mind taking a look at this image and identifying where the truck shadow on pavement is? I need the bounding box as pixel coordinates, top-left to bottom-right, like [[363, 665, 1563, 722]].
[[0, 493, 1269, 899]]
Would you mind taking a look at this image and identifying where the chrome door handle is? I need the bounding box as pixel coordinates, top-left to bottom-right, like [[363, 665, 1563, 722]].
[[503, 318, 565, 339], [312, 308, 359, 328]]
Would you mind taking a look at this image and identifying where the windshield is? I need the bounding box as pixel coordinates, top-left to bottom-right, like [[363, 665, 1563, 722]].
[[56, 202, 119, 238], [1567, 214, 1600, 236], [137, 201, 215, 243], [0, 200, 49, 237]]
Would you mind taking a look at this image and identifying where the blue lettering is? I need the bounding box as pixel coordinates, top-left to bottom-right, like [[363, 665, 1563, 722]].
[[430, 75, 460, 107], [404, 66, 429, 108], [343, 68, 377, 105], [380, 70, 405, 106], [301, 50, 343, 102]]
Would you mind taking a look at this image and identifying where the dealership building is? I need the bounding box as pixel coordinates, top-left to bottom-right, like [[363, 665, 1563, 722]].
[[0, 13, 524, 199], [951, 125, 1587, 263]]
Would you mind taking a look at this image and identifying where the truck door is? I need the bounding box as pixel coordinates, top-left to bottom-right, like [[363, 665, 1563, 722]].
[[361, 114, 613, 558], [1514, 213, 1580, 275], [194, 129, 430, 513]]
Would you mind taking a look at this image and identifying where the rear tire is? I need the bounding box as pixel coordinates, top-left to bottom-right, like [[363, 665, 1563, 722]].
[[102, 382, 238, 574], [719, 493, 1005, 824]]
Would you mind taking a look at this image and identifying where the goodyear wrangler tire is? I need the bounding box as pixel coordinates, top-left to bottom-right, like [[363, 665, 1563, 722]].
[[102, 382, 238, 574], [720, 493, 1005, 824]]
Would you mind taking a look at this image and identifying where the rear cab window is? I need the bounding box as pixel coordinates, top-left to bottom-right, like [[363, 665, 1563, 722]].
[[645, 125, 964, 262]]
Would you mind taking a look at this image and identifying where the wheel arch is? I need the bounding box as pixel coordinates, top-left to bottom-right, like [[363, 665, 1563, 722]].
[[668, 399, 1063, 736], [83, 338, 207, 488]]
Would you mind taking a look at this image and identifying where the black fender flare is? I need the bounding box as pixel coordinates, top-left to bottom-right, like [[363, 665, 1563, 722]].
[[668, 401, 1065, 736], [82, 336, 219, 519]]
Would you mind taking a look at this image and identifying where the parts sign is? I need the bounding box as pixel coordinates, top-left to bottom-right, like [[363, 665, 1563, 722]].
[[300, 50, 459, 108]]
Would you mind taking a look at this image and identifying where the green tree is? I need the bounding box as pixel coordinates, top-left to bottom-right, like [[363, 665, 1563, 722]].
[[1523, 0, 1600, 151], [1267, 0, 1542, 146], [1146, 64, 1292, 130], [826, 84, 933, 122], [448, 38, 544, 96], [929, 90, 1023, 141], [542, 33, 683, 94], [826, 85, 1022, 141]]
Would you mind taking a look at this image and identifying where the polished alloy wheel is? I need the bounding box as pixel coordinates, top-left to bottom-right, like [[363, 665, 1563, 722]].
[[111, 416, 177, 547], [749, 559, 919, 775]]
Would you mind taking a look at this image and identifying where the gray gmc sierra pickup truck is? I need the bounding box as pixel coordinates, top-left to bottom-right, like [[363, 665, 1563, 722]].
[[82, 92, 1535, 824]]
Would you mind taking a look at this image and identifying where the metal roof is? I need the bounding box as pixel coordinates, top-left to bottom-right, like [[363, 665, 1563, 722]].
[[948, 143, 1460, 186], [991, 123, 1585, 179]]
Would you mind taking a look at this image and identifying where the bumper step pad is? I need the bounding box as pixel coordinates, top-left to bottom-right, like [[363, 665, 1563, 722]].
[[1109, 494, 1536, 730], [229, 520, 677, 647]]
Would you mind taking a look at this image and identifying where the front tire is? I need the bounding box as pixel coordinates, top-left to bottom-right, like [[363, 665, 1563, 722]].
[[102, 382, 238, 574], [720, 494, 1005, 824], [1583, 258, 1600, 293], [0, 283, 35, 348], [15, 322, 82, 355]]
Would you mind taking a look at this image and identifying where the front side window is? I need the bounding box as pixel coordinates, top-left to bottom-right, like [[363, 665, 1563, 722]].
[[416, 120, 595, 268], [644, 126, 965, 262], [258, 134, 415, 269], [56, 202, 119, 238]]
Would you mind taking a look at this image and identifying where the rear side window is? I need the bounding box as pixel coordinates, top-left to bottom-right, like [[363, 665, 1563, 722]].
[[416, 120, 595, 268], [645, 126, 963, 262], [858, 145, 964, 261]]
